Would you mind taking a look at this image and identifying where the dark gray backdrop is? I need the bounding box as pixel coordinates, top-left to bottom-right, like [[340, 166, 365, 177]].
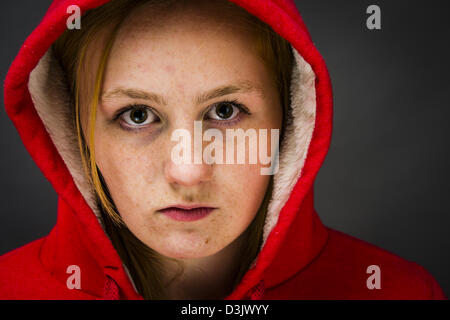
[[1, 0, 449, 297]]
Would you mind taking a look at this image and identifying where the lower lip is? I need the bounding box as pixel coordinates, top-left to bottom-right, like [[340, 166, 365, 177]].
[[159, 207, 215, 222]]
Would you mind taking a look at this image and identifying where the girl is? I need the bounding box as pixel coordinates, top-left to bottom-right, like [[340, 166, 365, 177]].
[[0, 0, 446, 299]]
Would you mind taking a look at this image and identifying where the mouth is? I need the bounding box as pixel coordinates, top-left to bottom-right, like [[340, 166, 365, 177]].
[[157, 205, 216, 222]]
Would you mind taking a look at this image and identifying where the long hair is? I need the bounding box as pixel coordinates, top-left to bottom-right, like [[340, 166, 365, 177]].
[[53, 0, 293, 299]]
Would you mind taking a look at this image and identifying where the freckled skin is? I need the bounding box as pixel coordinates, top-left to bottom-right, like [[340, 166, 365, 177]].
[[80, 1, 282, 297], [165, 64, 176, 74]]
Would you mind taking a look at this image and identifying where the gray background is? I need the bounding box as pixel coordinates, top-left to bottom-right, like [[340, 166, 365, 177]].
[[1, 0, 449, 297]]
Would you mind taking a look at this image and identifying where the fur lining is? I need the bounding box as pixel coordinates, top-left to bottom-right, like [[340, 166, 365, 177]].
[[262, 48, 316, 248], [28, 45, 316, 260], [29, 50, 102, 221]]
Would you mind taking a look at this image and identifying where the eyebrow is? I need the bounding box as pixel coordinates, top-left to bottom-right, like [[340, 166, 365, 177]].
[[102, 88, 168, 106], [194, 81, 261, 105], [101, 80, 261, 106]]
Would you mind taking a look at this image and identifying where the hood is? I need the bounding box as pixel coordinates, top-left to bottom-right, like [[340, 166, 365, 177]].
[[4, 0, 333, 299]]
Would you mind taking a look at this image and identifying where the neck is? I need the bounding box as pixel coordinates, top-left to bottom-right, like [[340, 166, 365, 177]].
[[163, 230, 248, 300]]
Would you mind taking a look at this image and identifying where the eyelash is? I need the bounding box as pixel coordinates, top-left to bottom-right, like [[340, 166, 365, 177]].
[[112, 104, 159, 132], [205, 99, 251, 126], [112, 99, 251, 132]]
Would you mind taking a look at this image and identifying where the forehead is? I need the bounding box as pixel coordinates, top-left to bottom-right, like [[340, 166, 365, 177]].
[[119, 0, 255, 36], [111, 1, 259, 61], [77, 0, 280, 112], [98, 1, 271, 94]]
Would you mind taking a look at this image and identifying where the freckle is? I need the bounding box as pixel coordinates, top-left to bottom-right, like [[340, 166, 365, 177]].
[[205, 238, 210, 244], [165, 65, 175, 73]]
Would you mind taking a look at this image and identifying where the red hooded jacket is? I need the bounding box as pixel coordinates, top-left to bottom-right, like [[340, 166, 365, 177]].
[[0, 0, 446, 300]]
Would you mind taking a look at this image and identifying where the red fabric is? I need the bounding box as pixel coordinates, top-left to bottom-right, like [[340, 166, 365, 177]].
[[0, 0, 446, 300]]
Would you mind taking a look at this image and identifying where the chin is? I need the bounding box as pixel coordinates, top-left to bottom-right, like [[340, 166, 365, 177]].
[[158, 232, 221, 259], [160, 246, 213, 260]]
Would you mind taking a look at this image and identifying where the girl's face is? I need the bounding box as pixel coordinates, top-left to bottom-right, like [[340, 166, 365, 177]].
[[81, 2, 282, 259]]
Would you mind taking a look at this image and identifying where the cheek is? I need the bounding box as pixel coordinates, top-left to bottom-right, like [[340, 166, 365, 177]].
[[218, 163, 271, 225], [93, 133, 161, 214]]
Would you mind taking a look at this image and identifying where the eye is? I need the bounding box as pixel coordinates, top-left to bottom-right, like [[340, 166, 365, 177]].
[[120, 105, 158, 127], [206, 101, 242, 121]]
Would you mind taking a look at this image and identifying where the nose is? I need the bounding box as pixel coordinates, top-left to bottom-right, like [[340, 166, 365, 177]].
[[164, 159, 213, 187]]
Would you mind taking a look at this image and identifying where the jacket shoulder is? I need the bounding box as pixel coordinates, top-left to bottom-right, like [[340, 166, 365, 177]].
[[265, 228, 447, 299], [0, 238, 46, 298], [0, 238, 91, 299], [0, 238, 46, 278]]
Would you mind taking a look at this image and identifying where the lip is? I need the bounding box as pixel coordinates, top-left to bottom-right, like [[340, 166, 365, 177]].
[[157, 205, 216, 222]]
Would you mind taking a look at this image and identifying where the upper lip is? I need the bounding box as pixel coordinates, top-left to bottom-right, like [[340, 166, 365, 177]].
[[157, 204, 217, 211]]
